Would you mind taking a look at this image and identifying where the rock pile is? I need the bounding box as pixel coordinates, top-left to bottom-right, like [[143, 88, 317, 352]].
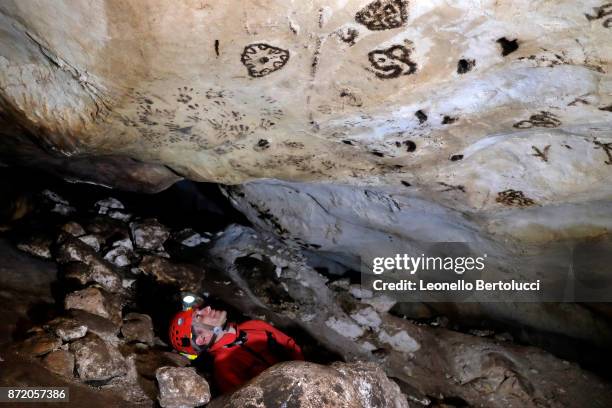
[[11, 192, 199, 405]]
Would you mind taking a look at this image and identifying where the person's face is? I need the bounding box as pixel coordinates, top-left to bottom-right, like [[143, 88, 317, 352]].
[[192, 306, 227, 346]]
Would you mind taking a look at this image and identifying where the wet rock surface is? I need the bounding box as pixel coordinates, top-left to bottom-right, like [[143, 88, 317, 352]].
[[209, 361, 407, 408], [156, 366, 211, 408]]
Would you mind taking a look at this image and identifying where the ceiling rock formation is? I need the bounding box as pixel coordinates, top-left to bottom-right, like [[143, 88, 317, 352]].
[[1, 0, 611, 193]]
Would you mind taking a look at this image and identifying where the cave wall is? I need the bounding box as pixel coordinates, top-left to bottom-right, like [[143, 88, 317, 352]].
[[0, 0, 610, 195]]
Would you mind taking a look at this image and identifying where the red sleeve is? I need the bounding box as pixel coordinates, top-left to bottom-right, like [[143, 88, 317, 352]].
[[258, 321, 304, 361], [214, 354, 245, 394]]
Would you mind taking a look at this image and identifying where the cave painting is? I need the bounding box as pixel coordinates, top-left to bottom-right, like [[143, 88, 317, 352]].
[[496, 189, 536, 207], [122, 87, 283, 149], [586, 3, 612, 28], [513, 111, 561, 129], [594, 140, 612, 164], [531, 145, 551, 162], [368, 44, 417, 79], [241, 43, 290, 78], [356, 0, 408, 31]]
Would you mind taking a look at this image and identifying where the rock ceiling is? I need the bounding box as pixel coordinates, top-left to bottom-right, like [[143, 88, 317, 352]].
[[0, 0, 611, 246]]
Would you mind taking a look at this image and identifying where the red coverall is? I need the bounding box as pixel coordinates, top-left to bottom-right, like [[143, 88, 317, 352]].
[[207, 320, 304, 394]]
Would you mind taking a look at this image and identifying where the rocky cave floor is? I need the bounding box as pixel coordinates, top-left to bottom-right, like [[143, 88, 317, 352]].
[[0, 167, 611, 408]]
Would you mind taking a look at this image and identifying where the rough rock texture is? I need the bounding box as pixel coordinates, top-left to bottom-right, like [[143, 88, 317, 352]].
[[104, 237, 134, 267], [16, 235, 52, 259], [156, 366, 211, 408], [0, 1, 610, 190], [121, 313, 154, 345], [0, 349, 146, 408], [62, 261, 122, 293], [46, 316, 88, 342], [61, 221, 86, 237], [137, 255, 203, 292], [64, 287, 123, 325], [130, 219, 170, 251], [18, 332, 62, 357], [66, 310, 121, 345], [42, 350, 75, 378], [70, 333, 127, 382], [209, 361, 407, 408], [205, 225, 612, 408]]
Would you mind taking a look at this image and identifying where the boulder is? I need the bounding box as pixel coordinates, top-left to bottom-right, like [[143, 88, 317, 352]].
[[46, 316, 88, 342], [130, 219, 170, 251], [95, 198, 131, 221], [208, 361, 407, 408], [67, 309, 121, 344], [42, 350, 75, 378], [61, 221, 86, 237], [70, 333, 127, 382], [174, 228, 211, 248], [156, 366, 211, 408], [78, 234, 103, 252], [138, 255, 203, 292], [64, 287, 122, 325], [133, 350, 190, 381], [16, 235, 52, 259], [62, 261, 122, 293], [84, 217, 131, 244], [41, 190, 74, 215], [56, 236, 99, 264], [18, 332, 62, 357], [103, 237, 135, 267], [121, 313, 154, 345]]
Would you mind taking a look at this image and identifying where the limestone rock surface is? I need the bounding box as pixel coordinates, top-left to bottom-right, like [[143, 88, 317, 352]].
[[70, 333, 127, 382], [0, 0, 610, 199], [156, 366, 211, 408], [46, 317, 88, 342], [208, 361, 407, 408], [64, 287, 122, 325], [205, 224, 612, 408]]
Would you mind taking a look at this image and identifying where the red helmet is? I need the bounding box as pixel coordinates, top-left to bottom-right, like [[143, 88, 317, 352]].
[[169, 308, 198, 356]]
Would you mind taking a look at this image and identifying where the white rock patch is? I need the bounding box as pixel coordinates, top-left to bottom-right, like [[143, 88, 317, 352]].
[[350, 307, 382, 329], [325, 316, 365, 340], [378, 329, 420, 354]]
